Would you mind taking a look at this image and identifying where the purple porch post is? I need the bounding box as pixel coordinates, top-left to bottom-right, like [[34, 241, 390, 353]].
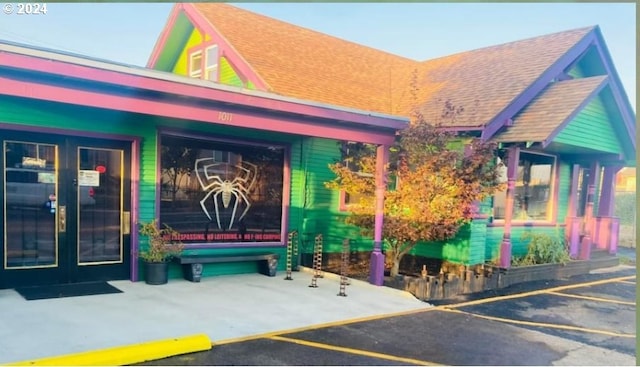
[[609, 218, 619, 254], [596, 166, 622, 253], [597, 166, 620, 217], [567, 164, 581, 258], [370, 144, 389, 285], [500, 147, 519, 268], [579, 161, 600, 260]]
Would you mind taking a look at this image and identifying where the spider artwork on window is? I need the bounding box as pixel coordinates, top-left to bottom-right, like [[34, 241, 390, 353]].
[[195, 158, 258, 230]]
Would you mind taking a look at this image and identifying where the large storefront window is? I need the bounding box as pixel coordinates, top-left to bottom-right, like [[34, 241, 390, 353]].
[[159, 134, 285, 244], [493, 151, 556, 221]]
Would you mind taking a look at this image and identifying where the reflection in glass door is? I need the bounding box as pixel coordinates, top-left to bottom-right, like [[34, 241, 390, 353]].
[[4, 141, 58, 268], [1, 132, 131, 288], [78, 147, 123, 265]]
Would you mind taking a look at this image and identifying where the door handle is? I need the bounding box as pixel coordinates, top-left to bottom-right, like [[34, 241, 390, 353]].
[[59, 205, 67, 232], [122, 211, 131, 235]]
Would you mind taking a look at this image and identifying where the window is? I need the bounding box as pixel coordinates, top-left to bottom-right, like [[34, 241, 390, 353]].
[[204, 45, 219, 82], [159, 134, 285, 244], [188, 45, 219, 82], [493, 151, 556, 221], [189, 51, 202, 78], [338, 141, 375, 210]]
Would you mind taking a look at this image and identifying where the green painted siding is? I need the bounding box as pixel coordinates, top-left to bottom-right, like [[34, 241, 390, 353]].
[[553, 94, 622, 154], [567, 64, 585, 79], [409, 225, 471, 265], [152, 13, 194, 72], [296, 137, 491, 265], [556, 160, 571, 222], [172, 28, 206, 76], [297, 138, 366, 254], [219, 57, 244, 87]]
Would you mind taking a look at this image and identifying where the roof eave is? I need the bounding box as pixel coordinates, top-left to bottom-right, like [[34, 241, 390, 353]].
[[0, 44, 407, 130], [482, 29, 597, 141], [591, 27, 636, 151]]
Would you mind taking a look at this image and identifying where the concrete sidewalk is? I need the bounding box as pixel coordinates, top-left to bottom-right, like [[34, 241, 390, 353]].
[[0, 269, 431, 365]]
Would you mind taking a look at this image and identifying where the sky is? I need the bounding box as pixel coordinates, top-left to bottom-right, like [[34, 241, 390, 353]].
[[0, 2, 635, 111]]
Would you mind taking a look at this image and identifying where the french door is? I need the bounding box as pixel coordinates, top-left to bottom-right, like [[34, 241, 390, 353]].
[[1, 130, 131, 288]]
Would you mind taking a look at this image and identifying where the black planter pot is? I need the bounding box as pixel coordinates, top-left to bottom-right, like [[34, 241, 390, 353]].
[[144, 261, 169, 285]]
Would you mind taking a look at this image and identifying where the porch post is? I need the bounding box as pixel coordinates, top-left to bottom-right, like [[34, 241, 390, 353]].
[[596, 165, 622, 252], [567, 164, 581, 258], [597, 165, 621, 217], [500, 146, 519, 268], [370, 144, 389, 286], [579, 161, 600, 260]]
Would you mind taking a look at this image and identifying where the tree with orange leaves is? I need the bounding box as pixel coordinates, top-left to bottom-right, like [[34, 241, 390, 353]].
[[326, 101, 503, 277]]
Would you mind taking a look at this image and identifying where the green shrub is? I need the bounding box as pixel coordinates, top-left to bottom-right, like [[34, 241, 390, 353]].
[[515, 232, 570, 266]]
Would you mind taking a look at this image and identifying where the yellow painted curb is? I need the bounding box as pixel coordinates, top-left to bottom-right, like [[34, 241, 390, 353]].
[[7, 333, 212, 366]]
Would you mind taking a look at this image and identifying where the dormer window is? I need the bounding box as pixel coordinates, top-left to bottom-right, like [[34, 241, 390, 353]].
[[188, 44, 219, 82], [189, 51, 203, 78], [205, 45, 219, 82]]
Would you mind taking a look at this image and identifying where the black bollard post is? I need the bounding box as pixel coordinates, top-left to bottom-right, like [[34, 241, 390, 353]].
[[337, 238, 350, 296], [284, 230, 297, 280], [309, 234, 323, 288], [293, 230, 299, 271]]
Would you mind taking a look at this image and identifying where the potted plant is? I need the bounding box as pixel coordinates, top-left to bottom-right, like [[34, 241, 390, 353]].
[[139, 219, 184, 285]]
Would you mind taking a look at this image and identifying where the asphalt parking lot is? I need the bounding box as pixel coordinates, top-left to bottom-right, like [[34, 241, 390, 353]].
[[138, 266, 636, 366]]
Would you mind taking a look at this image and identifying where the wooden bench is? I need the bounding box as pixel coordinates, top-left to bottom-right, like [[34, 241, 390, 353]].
[[172, 253, 280, 282]]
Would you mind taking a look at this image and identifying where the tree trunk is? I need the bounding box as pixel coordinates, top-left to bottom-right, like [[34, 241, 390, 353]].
[[390, 255, 401, 277]]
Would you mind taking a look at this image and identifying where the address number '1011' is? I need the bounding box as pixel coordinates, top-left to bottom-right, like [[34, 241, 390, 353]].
[[218, 112, 233, 122]]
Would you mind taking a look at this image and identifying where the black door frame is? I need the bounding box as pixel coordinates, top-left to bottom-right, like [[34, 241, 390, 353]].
[[1, 130, 132, 288]]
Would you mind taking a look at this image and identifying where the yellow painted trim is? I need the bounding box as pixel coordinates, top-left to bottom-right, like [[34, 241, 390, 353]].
[[445, 275, 636, 309], [546, 291, 637, 306], [269, 336, 441, 366], [7, 334, 212, 366], [213, 307, 435, 346], [441, 308, 636, 338]]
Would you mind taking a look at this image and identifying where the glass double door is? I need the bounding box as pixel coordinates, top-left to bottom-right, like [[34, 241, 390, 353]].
[[1, 131, 131, 288]]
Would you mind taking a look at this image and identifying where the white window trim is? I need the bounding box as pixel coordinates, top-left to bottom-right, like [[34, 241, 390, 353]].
[[189, 50, 203, 78], [204, 45, 219, 82]]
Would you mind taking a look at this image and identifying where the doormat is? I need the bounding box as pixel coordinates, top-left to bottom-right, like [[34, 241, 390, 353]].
[[15, 281, 123, 301]]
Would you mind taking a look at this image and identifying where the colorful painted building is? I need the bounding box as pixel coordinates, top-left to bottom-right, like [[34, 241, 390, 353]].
[[0, 40, 406, 288], [0, 3, 635, 288], [147, 3, 635, 276]]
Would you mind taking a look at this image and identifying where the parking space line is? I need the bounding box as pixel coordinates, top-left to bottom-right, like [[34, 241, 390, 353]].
[[269, 335, 441, 366], [617, 280, 636, 285], [444, 275, 636, 309], [212, 307, 437, 346], [546, 291, 636, 305], [440, 308, 636, 338]]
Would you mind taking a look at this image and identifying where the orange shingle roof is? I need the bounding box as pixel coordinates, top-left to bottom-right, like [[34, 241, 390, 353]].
[[192, 3, 595, 128]]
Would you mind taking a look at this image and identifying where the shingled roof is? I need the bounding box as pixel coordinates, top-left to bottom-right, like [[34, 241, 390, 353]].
[[191, 3, 417, 116], [493, 75, 608, 143], [410, 27, 595, 128], [190, 3, 595, 129]]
